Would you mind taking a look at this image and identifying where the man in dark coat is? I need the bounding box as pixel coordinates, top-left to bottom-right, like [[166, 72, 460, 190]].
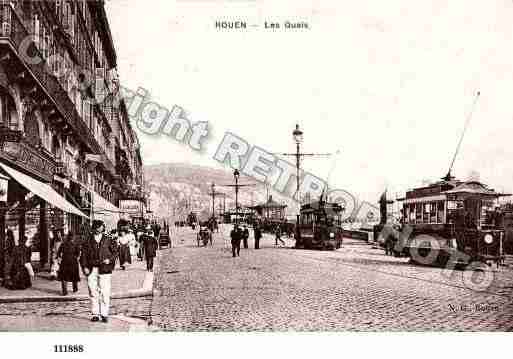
[[242, 225, 249, 249], [254, 224, 262, 250], [80, 220, 118, 323], [230, 225, 241, 258], [57, 233, 80, 295], [142, 228, 158, 272]]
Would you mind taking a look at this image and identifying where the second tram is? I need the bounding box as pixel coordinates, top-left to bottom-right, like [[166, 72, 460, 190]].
[[296, 200, 344, 250]]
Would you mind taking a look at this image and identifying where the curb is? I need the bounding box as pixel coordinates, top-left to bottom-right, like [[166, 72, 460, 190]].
[[0, 289, 153, 304], [0, 255, 159, 304]]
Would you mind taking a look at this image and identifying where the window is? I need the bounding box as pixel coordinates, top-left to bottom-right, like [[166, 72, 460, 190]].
[[437, 202, 445, 223], [51, 135, 61, 160], [24, 111, 41, 147], [430, 202, 437, 223], [0, 91, 12, 128], [423, 203, 430, 224], [21, 0, 32, 20], [409, 204, 415, 223], [447, 200, 464, 224], [415, 203, 422, 223]]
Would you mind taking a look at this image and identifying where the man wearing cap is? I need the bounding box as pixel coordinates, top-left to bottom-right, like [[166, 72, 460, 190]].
[[142, 228, 158, 272], [80, 220, 118, 323]]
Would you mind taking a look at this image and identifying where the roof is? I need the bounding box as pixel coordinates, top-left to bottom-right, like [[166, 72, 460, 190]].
[[252, 196, 287, 209], [442, 181, 510, 198], [301, 201, 343, 212]]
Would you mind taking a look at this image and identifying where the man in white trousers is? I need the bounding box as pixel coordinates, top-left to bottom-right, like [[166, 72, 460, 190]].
[[80, 220, 118, 323]]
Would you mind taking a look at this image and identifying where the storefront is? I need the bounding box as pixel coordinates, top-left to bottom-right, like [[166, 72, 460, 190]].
[[0, 158, 88, 277], [119, 199, 146, 227]]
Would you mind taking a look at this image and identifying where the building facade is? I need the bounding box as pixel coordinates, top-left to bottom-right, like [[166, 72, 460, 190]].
[[0, 0, 144, 277]]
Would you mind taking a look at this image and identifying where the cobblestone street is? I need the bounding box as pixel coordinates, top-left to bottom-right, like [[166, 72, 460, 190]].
[[2, 225, 512, 332], [152, 226, 513, 331]]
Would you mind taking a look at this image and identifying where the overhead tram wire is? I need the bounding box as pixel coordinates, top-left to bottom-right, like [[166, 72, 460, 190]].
[[321, 149, 342, 199], [444, 91, 481, 181]]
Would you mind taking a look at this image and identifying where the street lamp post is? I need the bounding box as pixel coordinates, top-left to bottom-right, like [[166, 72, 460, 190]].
[[209, 183, 225, 222], [292, 125, 303, 241], [278, 124, 332, 248], [292, 125, 303, 246], [234, 170, 240, 226], [293, 124, 304, 202], [211, 183, 216, 220], [220, 170, 254, 227]]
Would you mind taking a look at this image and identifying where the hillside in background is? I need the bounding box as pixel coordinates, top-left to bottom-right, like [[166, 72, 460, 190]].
[[144, 163, 295, 222]]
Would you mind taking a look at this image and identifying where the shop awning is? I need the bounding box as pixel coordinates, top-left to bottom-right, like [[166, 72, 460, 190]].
[[0, 162, 88, 218], [90, 191, 121, 231]]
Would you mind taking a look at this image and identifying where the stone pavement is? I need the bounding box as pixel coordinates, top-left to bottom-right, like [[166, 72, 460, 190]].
[[0, 296, 157, 331], [0, 256, 153, 303], [151, 225, 513, 331], [0, 314, 153, 332], [0, 253, 161, 331]]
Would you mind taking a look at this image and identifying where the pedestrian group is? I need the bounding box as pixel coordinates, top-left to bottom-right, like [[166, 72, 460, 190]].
[[2, 219, 164, 324]]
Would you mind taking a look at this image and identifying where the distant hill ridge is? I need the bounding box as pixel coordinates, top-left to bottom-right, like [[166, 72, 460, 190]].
[[144, 162, 272, 221]]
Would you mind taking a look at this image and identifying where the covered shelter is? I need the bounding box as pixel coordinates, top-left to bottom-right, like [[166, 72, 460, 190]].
[[249, 196, 287, 222]]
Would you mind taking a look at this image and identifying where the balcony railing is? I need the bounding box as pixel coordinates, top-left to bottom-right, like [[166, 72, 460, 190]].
[[0, 4, 102, 155]]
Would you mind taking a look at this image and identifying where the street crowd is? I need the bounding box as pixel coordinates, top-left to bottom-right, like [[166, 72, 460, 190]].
[[2, 219, 166, 324], [229, 221, 289, 257]]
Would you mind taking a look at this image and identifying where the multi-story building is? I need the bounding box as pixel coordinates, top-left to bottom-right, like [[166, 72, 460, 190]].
[[0, 0, 144, 276]]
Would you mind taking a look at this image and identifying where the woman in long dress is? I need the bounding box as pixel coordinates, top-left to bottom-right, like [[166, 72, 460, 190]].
[[57, 233, 81, 295], [6, 230, 34, 290], [50, 229, 63, 280], [118, 228, 131, 270], [128, 229, 138, 262]]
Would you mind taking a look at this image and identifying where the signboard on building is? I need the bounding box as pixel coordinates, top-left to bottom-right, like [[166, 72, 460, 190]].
[[119, 199, 144, 216], [0, 141, 56, 182]]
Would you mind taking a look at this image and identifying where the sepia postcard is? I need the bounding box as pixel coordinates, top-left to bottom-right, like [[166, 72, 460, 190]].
[[0, 0, 511, 357]]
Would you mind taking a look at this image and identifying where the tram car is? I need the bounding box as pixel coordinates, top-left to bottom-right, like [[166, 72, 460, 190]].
[[397, 178, 508, 267], [296, 200, 344, 250]]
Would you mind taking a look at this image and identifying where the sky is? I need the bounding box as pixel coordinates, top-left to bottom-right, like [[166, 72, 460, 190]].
[[105, 0, 513, 204]]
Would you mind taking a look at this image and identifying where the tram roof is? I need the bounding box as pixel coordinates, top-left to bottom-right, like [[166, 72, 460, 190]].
[[403, 179, 509, 201], [443, 181, 510, 198], [300, 201, 344, 212]]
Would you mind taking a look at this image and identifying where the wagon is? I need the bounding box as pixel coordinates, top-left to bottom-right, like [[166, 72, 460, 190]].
[[197, 227, 212, 247]]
